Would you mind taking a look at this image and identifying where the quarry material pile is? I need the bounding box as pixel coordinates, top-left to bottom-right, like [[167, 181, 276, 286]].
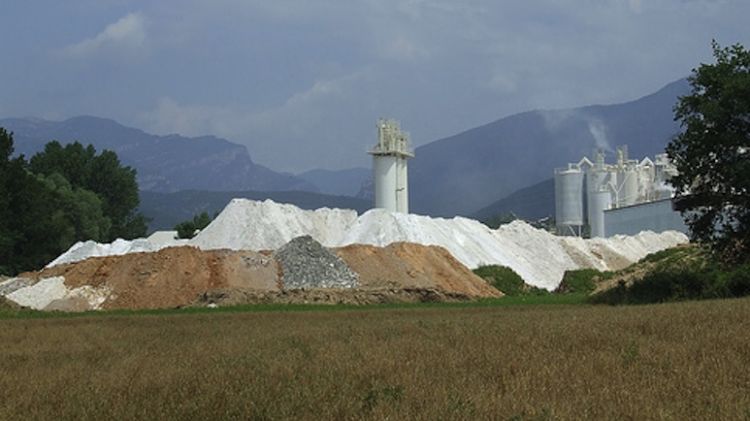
[[276, 235, 359, 289], [191, 199, 687, 290], [45, 199, 688, 291], [336, 242, 500, 298], [2, 237, 498, 311], [47, 236, 189, 268]]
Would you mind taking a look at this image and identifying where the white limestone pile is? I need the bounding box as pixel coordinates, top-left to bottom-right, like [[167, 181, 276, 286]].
[[191, 199, 358, 250], [2, 277, 111, 311], [43, 199, 689, 291], [47, 236, 189, 268], [189, 199, 688, 290]]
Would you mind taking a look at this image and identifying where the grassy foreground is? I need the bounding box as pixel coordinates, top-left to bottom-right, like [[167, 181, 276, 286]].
[[1, 298, 749, 420]]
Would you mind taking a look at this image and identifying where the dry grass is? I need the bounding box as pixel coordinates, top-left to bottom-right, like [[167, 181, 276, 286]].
[[1, 299, 750, 420]]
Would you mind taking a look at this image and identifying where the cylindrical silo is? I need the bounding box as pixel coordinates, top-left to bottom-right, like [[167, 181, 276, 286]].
[[373, 155, 398, 211], [589, 189, 611, 238], [395, 158, 409, 213], [638, 164, 655, 202], [555, 167, 585, 235], [617, 166, 639, 207], [369, 118, 414, 213], [586, 167, 608, 222]]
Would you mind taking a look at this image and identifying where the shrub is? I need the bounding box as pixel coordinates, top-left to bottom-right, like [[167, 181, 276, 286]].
[[473, 265, 548, 296], [555, 269, 609, 294]]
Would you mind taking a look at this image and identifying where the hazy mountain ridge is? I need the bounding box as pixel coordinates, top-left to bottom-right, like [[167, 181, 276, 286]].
[[0, 116, 316, 193], [472, 179, 555, 222], [409, 79, 690, 216], [1, 79, 689, 219], [297, 167, 370, 197]]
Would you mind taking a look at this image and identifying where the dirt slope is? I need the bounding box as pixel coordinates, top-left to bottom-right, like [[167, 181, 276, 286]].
[[23, 242, 500, 311], [335, 242, 502, 298], [35, 247, 279, 310]]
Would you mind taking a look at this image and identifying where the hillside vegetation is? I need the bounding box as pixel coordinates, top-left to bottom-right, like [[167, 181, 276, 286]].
[[590, 245, 750, 304]]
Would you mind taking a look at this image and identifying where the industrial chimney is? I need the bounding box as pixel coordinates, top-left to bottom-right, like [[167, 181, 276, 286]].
[[368, 118, 414, 213]]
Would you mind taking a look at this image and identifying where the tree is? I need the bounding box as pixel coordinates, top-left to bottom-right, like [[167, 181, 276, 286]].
[[29, 141, 147, 241], [175, 212, 213, 239], [0, 130, 87, 274], [667, 41, 750, 263], [0, 130, 142, 275]]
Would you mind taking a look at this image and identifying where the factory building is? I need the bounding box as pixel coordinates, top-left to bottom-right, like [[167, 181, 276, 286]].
[[554, 146, 688, 237], [368, 119, 414, 213]]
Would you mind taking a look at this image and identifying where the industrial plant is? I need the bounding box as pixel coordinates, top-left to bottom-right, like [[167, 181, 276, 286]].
[[369, 119, 414, 214], [554, 147, 687, 238]]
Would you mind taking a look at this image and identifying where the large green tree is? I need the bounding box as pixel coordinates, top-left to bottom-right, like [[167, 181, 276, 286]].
[[667, 41, 750, 262], [29, 141, 147, 241], [0, 130, 91, 274], [0, 130, 145, 275]]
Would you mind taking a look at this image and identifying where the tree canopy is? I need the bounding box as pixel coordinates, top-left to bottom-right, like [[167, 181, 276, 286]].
[[0, 130, 147, 275], [29, 141, 147, 241], [175, 212, 213, 239], [667, 41, 750, 262]]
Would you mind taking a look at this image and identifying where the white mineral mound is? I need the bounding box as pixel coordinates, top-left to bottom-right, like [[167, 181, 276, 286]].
[[188, 199, 688, 290], [47, 236, 189, 268], [42, 199, 688, 290], [191, 199, 359, 250], [3, 277, 111, 311]]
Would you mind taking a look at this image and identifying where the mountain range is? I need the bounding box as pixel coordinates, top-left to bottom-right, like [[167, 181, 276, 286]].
[[0, 116, 314, 193], [1, 78, 690, 221]]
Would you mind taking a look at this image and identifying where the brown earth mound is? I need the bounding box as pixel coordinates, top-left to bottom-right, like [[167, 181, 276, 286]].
[[24, 242, 500, 311], [36, 247, 279, 310], [335, 242, 502, 298]]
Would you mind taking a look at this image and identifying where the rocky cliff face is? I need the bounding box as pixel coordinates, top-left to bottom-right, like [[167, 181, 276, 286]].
[[0, 116, 315, 193]]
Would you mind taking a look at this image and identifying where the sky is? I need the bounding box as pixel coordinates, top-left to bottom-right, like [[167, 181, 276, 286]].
[[1, 1, 748, 172]]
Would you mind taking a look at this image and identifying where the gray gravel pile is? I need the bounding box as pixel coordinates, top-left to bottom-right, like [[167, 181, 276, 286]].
[[275, 235, 359, 289]]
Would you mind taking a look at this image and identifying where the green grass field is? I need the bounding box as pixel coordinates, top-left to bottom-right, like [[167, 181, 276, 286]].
[[1, 296, 749, 420]]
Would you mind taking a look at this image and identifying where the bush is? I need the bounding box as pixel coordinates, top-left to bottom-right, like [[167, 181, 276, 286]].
[[473, 265, 548, 296], [725, 264, 750, 297], [175, 212, 213, 239], [590, 262, 750, 305], [555, 269, 609, 294]]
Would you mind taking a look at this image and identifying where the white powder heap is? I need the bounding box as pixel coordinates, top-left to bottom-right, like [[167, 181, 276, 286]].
[[192, 199, 358, 250], [5, 277, 68, 309], [3, 276, 111, 311], [189, 199, 688, 290], [43, 199, 688, 291], [47, 236, 189, 268]]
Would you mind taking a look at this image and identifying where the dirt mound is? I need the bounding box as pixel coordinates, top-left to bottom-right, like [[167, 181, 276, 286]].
[[36, 246, 279, 310], [16, 241, 500, 311], [335, 242, 502, 298]]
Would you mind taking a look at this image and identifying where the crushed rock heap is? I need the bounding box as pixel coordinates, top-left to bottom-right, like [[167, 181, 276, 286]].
[[47, 199, 688, 291], [276, 235, 359, 289]]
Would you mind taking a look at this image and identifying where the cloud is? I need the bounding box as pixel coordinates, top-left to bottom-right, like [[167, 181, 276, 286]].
[[60, 12, 147, 59], [379, 36, 431, 61], [138, 72, 373, 171], [629, 0, 643, 14]]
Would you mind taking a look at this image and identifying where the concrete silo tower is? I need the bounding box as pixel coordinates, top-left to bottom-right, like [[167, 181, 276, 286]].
[[368, 118, 414, 213]]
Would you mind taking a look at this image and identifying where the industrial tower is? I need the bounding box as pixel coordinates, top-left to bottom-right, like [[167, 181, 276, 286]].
[[368, 118, 414, 213]]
